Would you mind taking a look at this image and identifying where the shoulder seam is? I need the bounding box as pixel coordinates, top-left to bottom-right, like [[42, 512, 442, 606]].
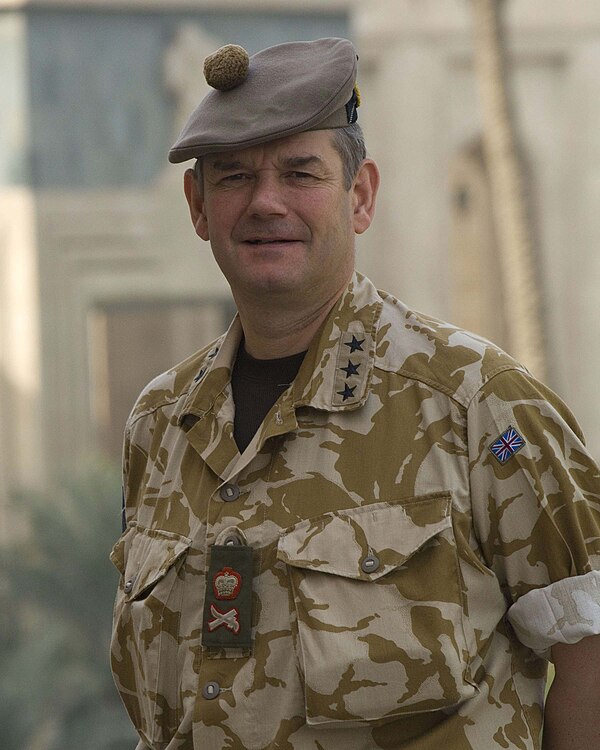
[[125, 332, 228, 428], [374, 362, 465, 407], [127, 394, 184, 428], [374, 363, 524, 409], [464, 364, 528, 408]]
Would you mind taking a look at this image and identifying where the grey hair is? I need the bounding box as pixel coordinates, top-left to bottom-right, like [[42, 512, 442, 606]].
[[193, 158, 203, 184], [192, 122, 366, 191], [331, 123, 367, 190]]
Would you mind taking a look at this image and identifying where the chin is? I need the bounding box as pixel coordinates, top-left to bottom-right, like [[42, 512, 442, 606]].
[[243, 270, 306, 296]]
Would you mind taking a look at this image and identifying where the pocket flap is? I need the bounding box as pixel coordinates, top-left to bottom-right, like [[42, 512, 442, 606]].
[[110, 525, 192, 601], [277, 493, 451, 581]]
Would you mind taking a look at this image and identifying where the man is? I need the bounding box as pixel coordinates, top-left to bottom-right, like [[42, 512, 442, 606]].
[[111, 39, 600, 749]]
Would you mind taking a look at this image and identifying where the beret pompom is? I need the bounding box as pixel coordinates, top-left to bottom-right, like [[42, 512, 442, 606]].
[[204, 44, 250, 91]]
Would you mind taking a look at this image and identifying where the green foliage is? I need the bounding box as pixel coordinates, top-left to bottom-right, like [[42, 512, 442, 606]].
[[0, 461, 137, 750]]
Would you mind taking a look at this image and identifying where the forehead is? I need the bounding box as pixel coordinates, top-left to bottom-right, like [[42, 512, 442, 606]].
[[203, 129, 341, 169]]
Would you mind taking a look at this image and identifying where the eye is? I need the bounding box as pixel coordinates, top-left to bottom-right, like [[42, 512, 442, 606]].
[[287, 171, 318, 181], [221, 173, 252, 183]]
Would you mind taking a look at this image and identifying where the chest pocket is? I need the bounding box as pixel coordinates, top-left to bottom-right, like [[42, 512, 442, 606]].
[[277, 492, 478, 726], [110, 525, 191, 750]]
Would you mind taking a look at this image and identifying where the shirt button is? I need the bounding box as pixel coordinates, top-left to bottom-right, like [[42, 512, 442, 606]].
[[224, 534, 243, 546], [361, 554, 380, 574], [220, 483, 240, 502], [123, 576, 136, 594], [202, 681, 221, 700]]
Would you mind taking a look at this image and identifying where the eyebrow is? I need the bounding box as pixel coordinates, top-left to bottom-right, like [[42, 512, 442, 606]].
[[280, 155, 324, 170], [209, 159, 244, 172]]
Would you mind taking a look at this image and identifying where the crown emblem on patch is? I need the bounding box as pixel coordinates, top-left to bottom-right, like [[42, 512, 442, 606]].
[[213, 567, 242, 600]]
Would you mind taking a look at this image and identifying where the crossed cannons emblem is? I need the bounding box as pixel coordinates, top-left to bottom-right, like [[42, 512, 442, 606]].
[[207, 604, 240, 634]]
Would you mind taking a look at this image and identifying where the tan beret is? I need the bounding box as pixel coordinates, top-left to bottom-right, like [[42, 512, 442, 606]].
[[168, 38, 359, 163]]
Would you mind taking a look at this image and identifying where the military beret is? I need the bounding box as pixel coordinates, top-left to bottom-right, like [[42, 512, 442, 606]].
[[168, 37, 360, 163]]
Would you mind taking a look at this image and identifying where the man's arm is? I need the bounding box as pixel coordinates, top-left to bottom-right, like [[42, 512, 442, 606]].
[[542, 634, 600, 749]]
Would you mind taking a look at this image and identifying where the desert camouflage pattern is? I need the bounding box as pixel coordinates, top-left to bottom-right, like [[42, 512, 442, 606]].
[[111, 272, 600, 750]]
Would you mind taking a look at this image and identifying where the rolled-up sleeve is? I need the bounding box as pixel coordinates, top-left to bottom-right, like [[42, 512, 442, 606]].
[[468, 368, 600, 657], [507, 569, 600, 655]]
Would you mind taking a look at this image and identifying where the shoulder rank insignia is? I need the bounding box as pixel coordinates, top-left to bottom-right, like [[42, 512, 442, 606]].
[[489, 425, 525, 463], [213, 567, 242, 600], [332, 328, 371, 407], [344, 335, 365, 353]]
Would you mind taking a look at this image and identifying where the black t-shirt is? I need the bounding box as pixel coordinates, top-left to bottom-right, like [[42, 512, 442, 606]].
[[231, 341, 307, 453]]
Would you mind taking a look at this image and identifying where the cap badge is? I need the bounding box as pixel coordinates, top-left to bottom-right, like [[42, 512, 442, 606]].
[[213, 566, 242, 600], [489, 425, 526, 463], [345, 85, 360, 124]]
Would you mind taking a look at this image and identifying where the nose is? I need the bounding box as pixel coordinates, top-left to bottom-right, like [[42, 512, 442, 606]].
[[245, 174, 287, 217]]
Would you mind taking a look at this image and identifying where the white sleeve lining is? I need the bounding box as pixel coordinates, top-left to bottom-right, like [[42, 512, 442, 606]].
[[507, 570, 600, 658]]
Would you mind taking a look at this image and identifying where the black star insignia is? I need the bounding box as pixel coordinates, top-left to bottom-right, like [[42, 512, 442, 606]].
[[340, 360, 360, 378], [344, 335, 365, 353], [337, 384, 357, 401]]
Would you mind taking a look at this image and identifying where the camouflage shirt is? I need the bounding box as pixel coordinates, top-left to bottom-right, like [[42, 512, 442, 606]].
[[111, 272, 600, 750]]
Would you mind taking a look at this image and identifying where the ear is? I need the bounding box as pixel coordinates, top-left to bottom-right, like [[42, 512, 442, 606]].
[[183, 168, 209, 241], [351, 159, 380, 235]]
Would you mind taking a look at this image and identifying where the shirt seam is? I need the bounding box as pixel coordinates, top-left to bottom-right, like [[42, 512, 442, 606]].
[[127, 394, 186, 429], [372, 363, 524, 410]]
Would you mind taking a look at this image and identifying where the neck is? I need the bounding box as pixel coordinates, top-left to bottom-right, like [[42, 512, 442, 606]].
[[233, 280, 350, 359]]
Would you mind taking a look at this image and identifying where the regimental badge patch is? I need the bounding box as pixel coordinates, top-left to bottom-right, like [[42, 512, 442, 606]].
[[489, 425, 526, 463], [213, 567, 242, 600], [207, 604, 240, 634], [202, 544, 253, 650]]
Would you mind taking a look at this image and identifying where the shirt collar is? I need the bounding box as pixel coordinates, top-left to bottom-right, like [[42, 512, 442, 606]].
[[291, 271, 382, 412], [179, 271, 383, 421]]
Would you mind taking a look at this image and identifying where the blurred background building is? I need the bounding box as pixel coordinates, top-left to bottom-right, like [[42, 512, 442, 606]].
[[2, 0, 600, 506], [1, 1, 600, 747]]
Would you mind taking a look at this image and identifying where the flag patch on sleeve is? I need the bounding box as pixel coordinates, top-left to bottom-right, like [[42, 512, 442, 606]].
[[489, 425, 526, 463]]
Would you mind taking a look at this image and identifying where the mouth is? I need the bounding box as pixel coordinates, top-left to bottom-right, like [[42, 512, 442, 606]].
[[244, 238, 298, 245]]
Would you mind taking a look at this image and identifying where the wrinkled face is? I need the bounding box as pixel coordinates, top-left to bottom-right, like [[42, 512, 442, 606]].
[[184, 130, 376, 304]]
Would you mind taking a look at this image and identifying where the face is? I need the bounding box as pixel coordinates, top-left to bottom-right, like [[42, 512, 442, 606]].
[[184, 130, 379, 306]]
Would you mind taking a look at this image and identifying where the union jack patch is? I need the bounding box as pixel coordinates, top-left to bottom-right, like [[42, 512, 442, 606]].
[[489, 425, 525, 463]]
